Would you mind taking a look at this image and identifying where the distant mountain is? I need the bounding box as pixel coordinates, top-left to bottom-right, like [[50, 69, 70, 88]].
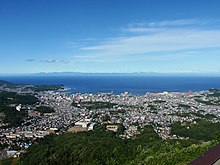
[[0, 80, 14, 86], [33, 72, 158, 76], [0, 80, 63, 91], [32, 72, 220, 77]]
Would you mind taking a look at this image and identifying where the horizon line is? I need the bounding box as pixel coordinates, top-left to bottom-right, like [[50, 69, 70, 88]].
[[0, 71, 220, 76]]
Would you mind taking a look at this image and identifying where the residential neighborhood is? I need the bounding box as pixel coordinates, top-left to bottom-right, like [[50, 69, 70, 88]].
[[0, 83, 220, 159]]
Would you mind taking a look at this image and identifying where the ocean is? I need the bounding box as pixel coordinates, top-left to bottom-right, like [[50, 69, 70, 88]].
[[1, 76, 220, 95]]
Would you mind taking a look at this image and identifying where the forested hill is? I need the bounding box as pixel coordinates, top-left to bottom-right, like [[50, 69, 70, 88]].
[[0, 80, 14, 86], [0, 80, 64, 91], [0, 91, 38, 128], [20, 124, 219, 165]]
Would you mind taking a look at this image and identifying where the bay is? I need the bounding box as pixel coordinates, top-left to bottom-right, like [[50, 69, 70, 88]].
[[1, 76, 220, 95]]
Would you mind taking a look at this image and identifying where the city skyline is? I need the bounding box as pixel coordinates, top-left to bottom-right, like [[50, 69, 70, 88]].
[[1, 0, 220, 74]]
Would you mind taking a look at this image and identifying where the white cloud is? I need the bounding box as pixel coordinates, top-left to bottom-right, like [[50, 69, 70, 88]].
[[147, 19, 201, 27], [121, 27, 165, 33], [80, 29, 220, 56], [68, 19, 220, 63], [126, 19, 217, 29]]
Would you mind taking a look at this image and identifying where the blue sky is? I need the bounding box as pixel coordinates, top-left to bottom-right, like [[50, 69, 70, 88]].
[[0, 0, 220, 74]]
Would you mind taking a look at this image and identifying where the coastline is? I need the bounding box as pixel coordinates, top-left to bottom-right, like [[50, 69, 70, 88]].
[[1, 75, 220, 95]]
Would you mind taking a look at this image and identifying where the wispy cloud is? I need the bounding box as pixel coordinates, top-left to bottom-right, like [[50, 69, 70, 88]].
[[125, 19, 218, 30], [60, 59, 70, 64], [25, 59, 35, 62], [145, 19, 203, 27], [40, 59, 57, 63], [26, 59, 70, 64], [121, 27, 165, 33], [81, 29, 220, 54], [121, 19, 196, 34], [76, 19, 220, 61], [65, 38, 107, 49]]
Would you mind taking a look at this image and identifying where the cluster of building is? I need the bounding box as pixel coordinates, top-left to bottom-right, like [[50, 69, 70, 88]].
[[0, 84, 220, 159], [70, 91, 220, 138]]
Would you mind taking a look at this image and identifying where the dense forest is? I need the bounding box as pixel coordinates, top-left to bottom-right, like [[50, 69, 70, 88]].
[[0, 92, 38, 128], [16, 123, 219, 165], [171, 119, 220, 141], [26, 84, 64, 92], [0, 80, 64, 92]]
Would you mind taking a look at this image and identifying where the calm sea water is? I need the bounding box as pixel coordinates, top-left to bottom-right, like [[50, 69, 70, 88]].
[[1, 76, 220, 95]]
